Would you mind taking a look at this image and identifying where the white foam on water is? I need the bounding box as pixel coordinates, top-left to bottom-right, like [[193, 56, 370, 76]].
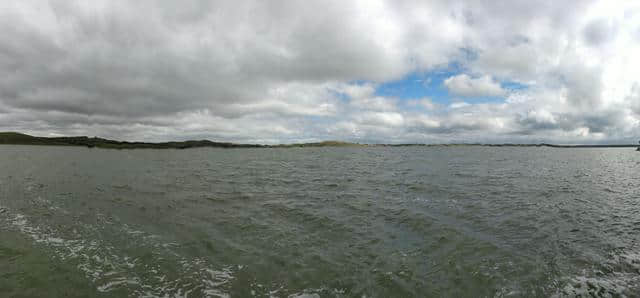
[[553, 251, 640, 297], [98, 277, 142, 292], [287, 293, 321, 298], [0, 202, 338, 298], [555, 275, 635, 297], [0, 205, 236, 298], [282, 286, 347, 298]]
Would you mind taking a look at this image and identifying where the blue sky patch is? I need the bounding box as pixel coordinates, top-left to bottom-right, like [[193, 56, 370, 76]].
[[374, 71, 454, 104], [373, 67, 528, 107]]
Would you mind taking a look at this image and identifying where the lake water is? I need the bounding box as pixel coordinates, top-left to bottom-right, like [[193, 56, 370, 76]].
[[1, 145, 639, 297]]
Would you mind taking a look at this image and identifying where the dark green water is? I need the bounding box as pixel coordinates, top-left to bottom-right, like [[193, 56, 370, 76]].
[[1, 145, 639, 297]]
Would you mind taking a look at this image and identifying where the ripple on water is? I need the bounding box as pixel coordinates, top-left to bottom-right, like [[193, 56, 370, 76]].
[[2, 146, 640, 296]]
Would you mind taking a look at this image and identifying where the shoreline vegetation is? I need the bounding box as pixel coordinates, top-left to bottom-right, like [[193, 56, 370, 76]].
[[0, 132, 638, 149]]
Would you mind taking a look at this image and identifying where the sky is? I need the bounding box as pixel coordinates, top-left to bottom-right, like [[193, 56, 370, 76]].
[[1, 0, 640, 144]]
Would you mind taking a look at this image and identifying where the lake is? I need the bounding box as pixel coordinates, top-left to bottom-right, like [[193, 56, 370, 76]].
[[1, 145, 639, 297]]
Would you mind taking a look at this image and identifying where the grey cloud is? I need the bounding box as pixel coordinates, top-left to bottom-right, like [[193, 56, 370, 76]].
[[559, 63, 604, 108], [404, 103, 511, 135], [0, 1, 402, 118], [627, 83, 640, 115], [584, 19, 616, 46], [517, 109, 558, 130], [517, 109, 623, 134]]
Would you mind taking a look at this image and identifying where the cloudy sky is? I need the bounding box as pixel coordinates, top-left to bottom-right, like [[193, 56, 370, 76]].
[[1, 0, 640, 144]]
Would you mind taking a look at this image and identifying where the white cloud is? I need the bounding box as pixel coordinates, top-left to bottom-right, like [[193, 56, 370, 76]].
[[449, 102, 472, 109], [407, 98, 438, 110], [355, 112, 404, 127], [444, 74, 506, 97]]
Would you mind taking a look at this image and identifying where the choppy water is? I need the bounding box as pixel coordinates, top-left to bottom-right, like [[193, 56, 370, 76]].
[[1, 145, 639, 297]]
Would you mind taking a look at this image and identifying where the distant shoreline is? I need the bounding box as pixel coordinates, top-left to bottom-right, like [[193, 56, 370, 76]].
[[1, 132, 638, 149]]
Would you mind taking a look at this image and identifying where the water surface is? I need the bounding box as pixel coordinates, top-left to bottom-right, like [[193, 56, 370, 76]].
[[1, 145, 639, 297]]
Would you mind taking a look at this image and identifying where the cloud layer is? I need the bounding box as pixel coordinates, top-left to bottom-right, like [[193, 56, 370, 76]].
[[0, 0, 639, 143]]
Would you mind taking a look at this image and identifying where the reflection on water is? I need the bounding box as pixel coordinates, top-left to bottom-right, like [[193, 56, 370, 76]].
[[0, 145, 639, 297]]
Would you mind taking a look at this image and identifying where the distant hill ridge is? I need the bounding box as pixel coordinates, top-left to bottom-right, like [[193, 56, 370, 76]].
[[0, 132, 263, 149], [0, 132, 638, 149], [0, 132, 362, 149]]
